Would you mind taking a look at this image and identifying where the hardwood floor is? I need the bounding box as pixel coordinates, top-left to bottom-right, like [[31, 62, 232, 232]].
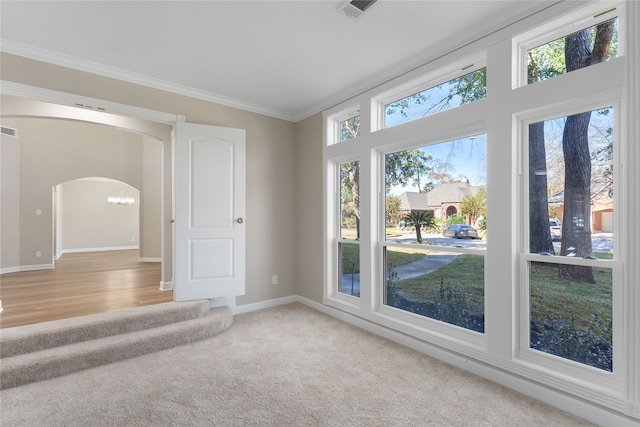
[[0, 250, 173, 329]]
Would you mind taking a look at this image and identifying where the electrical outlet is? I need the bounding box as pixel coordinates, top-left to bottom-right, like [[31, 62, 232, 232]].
[[36, 251, 42, 257], [272, 275, 278, 285]]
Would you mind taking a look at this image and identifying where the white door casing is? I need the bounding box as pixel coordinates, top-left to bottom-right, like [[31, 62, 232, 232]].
[[174, 122, 246, 301]]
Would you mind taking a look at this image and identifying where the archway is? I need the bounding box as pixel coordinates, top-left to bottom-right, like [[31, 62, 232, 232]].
[[1, 91, 175, 297], [54, 178, 140, 259]]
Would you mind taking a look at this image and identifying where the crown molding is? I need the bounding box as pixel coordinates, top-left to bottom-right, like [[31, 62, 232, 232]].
[[0, 40, 297, 122]]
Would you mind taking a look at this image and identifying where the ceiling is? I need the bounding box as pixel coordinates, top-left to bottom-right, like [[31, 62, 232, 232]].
[[0, 1, 556, 122]]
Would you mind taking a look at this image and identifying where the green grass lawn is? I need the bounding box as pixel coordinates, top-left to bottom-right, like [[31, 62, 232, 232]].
[[393, 254, 485, 310], [340, 240, 612, 339], [340, 243, 426, 274], [529, 260, 612, 334]]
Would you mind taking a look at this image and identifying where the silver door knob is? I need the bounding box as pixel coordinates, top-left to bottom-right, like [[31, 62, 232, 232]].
[[237, 217, 244, 224]]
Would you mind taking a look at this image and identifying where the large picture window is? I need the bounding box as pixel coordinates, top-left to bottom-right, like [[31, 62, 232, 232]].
[[526, 107, 615, 371], [383, 135, 486, 332]]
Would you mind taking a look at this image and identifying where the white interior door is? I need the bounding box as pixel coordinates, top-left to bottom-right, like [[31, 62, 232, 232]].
[[174, 122, 246, 301]]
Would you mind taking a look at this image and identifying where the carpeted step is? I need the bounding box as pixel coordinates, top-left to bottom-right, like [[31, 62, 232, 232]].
[[0, 300, 211, 358], [0, 305, 232, 389]]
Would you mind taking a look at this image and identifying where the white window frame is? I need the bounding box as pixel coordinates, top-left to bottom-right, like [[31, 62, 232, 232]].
[[515, 97, 624, 392], [513, 2, 625, 89], [373, 57, 487, 131]]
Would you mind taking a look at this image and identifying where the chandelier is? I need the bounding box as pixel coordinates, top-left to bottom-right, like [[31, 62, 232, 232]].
[[107, 190, 134, 206]]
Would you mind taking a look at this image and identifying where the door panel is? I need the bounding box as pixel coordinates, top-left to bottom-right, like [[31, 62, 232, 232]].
[[174, 122, 246, 301]]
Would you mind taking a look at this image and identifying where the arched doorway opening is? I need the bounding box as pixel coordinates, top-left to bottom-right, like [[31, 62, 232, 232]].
[[54, 178, 140, 258]]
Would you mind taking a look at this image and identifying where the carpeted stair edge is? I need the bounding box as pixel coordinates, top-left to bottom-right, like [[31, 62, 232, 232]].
[[0, 305, 233, 390], [1, 300, 211, 358]]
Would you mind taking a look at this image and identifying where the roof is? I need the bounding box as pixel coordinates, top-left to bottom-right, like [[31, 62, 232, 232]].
[[397, 192, 431, 212], [425, 182, 482, 207], [397, 181, 484, 211], [548, 175, 613, 205]]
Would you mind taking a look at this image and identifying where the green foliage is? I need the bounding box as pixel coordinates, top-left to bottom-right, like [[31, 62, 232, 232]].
[[528, 38, 566, 83], [444, 214, 465, 227], [528, 259, 612, 338], [528, 257, 612, 370], [403, 211, 435, 243], [403, 211, 434, 226], [340, 242, 360, 274], [385, 67, 487, 118], [386, 268, 401, 307], [343, 244, 426, 275], [340, 161, 360, 234], [387, 250, 428, 269], [339, 115, 360, 142], [385, 149, 432, 192], [385, 255, 485, 332], [527, 18, 617, 84], [392, 254, 485, 310], [451, 68, 486, 104], [531, 315, 612, 371], [385, 195, 402, 226], [434, 279, 475, 329], [460, 187, 486, 224]]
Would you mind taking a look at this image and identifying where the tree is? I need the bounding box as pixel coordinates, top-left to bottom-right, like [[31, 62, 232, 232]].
[[557, 20, 614, 283], [529, 121, 556, 255], [340, 161, 360, 239], [422, 159, 457, 192], [403, 211, 434, 244], [385, 149, 432, 192], [460, 187, 486, 226], [527, 33, 567, 256], [385, 195, 402, 227]]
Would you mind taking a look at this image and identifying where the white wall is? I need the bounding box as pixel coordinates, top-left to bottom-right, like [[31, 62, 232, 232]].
[[0, 116, 163, 271], [0, 118, 21, 271], [58, 179, 139, 253]]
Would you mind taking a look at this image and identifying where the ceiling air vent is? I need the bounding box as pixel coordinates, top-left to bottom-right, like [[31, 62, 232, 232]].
[[1, 126, 17, 137], [339, 0, 378, 20]]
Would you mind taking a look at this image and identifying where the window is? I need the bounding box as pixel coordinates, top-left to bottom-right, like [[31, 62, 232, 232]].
[[339, 160, 360, 297], [339, 114, 360, 143], [525, 107, 615, 371], [384, 67, 486, 128], [383, 135, 486, 332], [527, 17, 618, 85]]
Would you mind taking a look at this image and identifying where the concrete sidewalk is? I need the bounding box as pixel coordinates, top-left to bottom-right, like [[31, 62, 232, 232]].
[[340, 252, 458, 295]]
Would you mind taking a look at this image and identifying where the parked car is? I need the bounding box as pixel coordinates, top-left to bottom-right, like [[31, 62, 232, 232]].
[[443, 224, 480, 239], [549, 219, 562, 241]]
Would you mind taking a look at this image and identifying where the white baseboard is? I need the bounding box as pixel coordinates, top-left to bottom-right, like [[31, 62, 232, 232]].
[[232, 295, 299, 315], [60, 246, 139, 254], [0, 266, 20, 274], [139, 257, 161, 263], [159, 281, 173, 291], [293, 295, 637, 427], [1, 263, 54, 274]]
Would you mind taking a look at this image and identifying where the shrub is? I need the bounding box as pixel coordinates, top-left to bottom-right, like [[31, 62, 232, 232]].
[[530, 314, 612, 371]]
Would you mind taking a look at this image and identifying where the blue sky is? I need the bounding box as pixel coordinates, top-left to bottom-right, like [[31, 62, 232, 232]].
[[388, 134, 486, 196]]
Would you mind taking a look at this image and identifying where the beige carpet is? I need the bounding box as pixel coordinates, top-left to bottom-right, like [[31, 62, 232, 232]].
[[0, 303, 593, 426]]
